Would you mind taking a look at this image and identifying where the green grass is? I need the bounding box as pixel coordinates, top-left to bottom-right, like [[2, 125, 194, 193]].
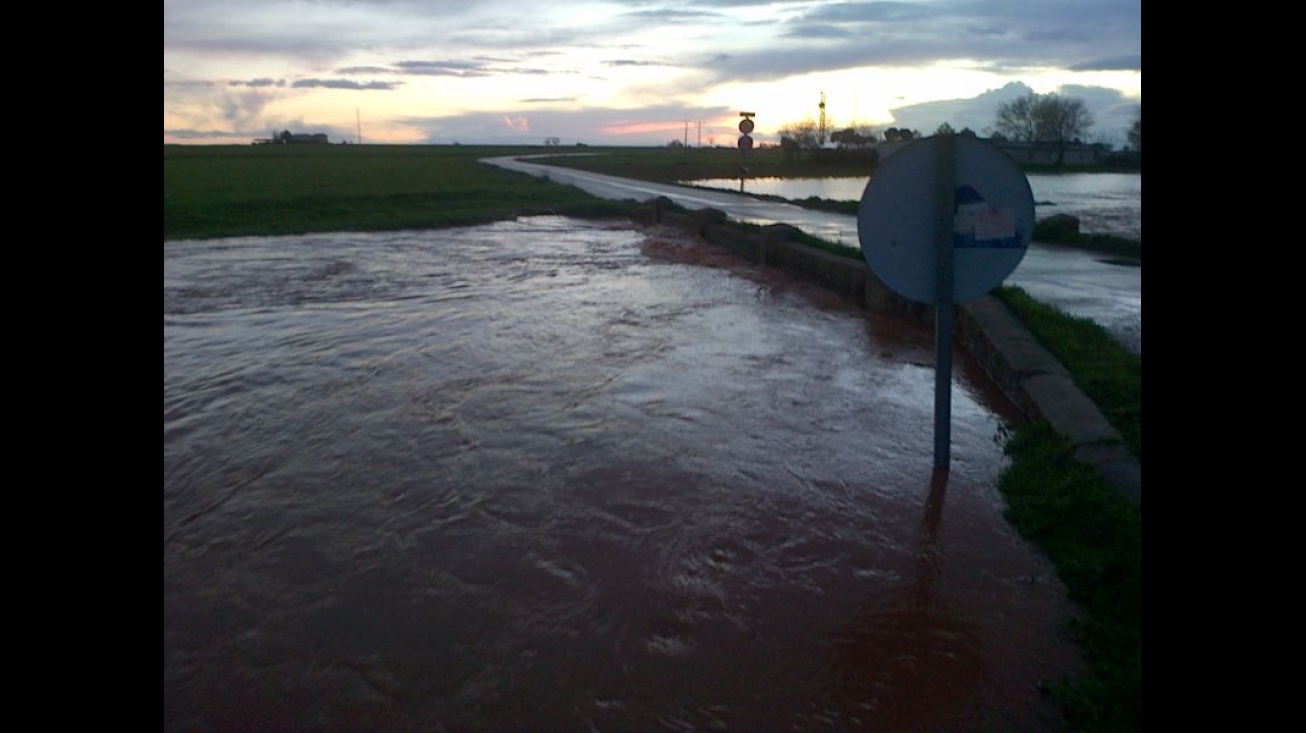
[[987, 285, 1141, 732], [163, 144, 638, 241], [998, 421, 1141, 732], [164, 143, 1140, 729], [994, 285, 1141, 461], [1032, 218, 1142, 261]]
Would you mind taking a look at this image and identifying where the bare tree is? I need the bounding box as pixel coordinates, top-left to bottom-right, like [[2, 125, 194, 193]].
[[992, 95, 1038, 143], [777, 119, 821, 150], [1127, 107, 1141, 152], [993, 91, 1094, 165]]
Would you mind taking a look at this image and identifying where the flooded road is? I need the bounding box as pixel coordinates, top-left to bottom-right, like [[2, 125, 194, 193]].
[[684, 173, 1142, 242], [164, 216, 1079, 732], [485, 156, 1142, 356]]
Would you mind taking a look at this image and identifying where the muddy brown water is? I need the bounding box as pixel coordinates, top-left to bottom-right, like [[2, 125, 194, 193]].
[[164, 216, 1080, 732]]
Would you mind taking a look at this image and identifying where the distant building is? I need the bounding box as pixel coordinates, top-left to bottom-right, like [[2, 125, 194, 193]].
[[876, 137, 1107, 165], [286, 132, 328, 145], [991, 140, 1104, 165], [252, 130, 330, 145]]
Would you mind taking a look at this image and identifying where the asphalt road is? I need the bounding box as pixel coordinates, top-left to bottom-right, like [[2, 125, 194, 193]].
[[484, 155, 1141, 355]]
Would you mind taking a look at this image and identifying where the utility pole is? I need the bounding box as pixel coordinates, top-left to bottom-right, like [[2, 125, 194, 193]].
[[819, 91, 827, 145]]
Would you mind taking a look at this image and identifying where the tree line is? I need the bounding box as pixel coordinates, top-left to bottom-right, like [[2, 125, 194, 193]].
[[769, 92, 1141, 166]]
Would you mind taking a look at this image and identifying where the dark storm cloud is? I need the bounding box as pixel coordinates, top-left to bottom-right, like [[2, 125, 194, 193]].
[[1071, 55, 1142, 72], [292, 78, 402, 90], [604, 59, 675, 67], [621, 7, 724, 22], [397, 60, 493, 77], [336, 65, 397, 74], [230, 78, 286, 88], [165, 128, 263, 141], [168, 1, 1137, 96], [799, 1, 936, 23], [738, 0, 1140, 82], [782, 23, 859, 40], [692, 0, 1130, 81], [394, 59, 559, 77]]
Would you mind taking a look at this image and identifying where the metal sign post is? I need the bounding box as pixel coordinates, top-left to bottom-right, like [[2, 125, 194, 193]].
[[858, 135, 1033, 470], [932, 136, 957, 469], [738, 112, 755, 192]]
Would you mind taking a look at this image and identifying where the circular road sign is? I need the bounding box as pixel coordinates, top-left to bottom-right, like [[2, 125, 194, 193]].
[[738, 118, 755, 134], [857, 135, 1033, 304], [738, 134, 754, 150]]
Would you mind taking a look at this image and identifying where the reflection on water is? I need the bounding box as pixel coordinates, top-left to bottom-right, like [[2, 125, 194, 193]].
[[164, 216, 1079, 731], [685, 173, 1142, 241]]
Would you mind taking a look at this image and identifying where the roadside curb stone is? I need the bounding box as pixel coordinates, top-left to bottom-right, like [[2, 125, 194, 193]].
[[958, 295, 1141, 503]]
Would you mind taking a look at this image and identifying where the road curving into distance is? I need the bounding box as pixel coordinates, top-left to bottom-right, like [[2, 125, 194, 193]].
[[483, 155, 1141, 356]]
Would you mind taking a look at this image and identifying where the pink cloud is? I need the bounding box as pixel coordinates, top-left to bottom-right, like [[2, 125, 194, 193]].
[[501, 115, 530, 132]]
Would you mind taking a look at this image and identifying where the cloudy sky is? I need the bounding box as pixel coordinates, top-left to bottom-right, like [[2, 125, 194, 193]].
[[163, 0, 1141, 148]]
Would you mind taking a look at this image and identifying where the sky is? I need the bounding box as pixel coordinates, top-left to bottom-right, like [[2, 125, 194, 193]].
[[163, 0, 1141, 148]]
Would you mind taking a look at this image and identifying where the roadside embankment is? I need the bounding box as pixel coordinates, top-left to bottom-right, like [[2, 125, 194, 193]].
[[632, 196, 1140, 502]]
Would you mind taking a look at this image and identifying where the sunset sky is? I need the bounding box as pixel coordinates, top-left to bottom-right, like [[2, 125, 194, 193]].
[[163, 0, 1141, 148]]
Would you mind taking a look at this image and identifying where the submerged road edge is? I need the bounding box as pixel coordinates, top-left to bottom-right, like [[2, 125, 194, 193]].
[[630, 196, 1141, 503]]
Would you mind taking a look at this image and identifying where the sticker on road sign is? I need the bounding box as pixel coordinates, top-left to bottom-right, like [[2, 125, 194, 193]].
[[954, 185, 1021, 248]]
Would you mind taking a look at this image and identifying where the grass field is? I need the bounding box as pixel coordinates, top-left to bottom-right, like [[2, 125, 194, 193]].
[[163, 144, 639, 241], [164, 143, 1140, 731]]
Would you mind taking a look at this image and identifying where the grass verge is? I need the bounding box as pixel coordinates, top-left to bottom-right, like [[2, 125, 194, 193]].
[[998, 421, 1141, 732], [987, 283, 1140, 731], [994, 286, 1141, 461]]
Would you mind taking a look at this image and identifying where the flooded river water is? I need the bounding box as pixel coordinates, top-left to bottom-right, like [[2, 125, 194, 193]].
[[164, 216, 1080, 731], [688, 173, 1142, 242]]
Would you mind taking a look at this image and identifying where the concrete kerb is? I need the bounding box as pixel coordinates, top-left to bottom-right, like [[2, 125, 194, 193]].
[[956, 298, 1141, 503], [631, 197, 1141, 503]]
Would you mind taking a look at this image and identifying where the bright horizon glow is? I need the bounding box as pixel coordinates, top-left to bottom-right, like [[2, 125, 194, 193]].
[[164, 0, 1141, 147]]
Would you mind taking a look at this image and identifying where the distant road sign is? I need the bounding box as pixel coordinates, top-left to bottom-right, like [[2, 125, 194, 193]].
[[857, 135, 1032, 304], [737, 135, 754, 150], [739, 118, 755, 134]]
